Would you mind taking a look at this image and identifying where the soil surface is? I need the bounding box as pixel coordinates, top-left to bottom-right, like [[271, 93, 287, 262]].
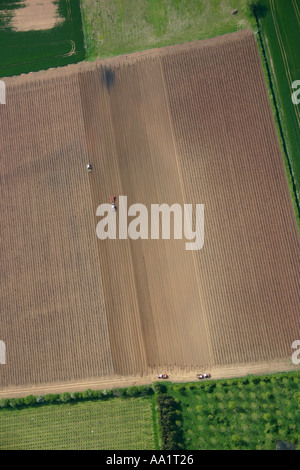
[[0, 30, 299, 395]]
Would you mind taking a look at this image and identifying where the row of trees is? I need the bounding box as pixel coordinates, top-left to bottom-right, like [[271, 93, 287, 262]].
[[153, 382, 185, 450], [0, 385, 154, 410]]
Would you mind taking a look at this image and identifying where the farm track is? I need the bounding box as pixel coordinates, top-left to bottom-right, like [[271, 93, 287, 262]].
[[0, 359, 297, 399], [292, 0, 300, 27], [0, 30, 299, 393]]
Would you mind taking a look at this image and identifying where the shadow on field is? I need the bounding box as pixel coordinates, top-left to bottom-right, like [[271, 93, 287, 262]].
[[249, 0, 269, 19], [101, 66, 115, 92]]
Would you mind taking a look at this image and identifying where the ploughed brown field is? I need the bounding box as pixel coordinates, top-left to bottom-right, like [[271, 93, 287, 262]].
[[0, 30, 299, 392]]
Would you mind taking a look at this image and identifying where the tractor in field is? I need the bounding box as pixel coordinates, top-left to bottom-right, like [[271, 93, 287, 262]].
[[158, 374, 168, 379], [87, 163, 92, 172]]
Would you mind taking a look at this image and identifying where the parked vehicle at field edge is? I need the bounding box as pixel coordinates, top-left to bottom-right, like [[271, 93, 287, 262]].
[[197, 373, 211, 379]]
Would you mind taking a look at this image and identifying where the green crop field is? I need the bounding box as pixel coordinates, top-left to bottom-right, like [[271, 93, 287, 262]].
[[254, 0, 300, 209], [0, 396, 157, 450], [165, 372, 300, 450], [80, 0, 252, 60], [0, 0, 85, 77]]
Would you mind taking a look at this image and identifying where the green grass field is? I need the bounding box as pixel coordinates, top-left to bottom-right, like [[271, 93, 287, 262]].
[[0, 396, 157, 450], [166, 372, 300, 450], [256, 0, 300, 209], [80, 0, 252, 60], [0, 0, 85, 77]]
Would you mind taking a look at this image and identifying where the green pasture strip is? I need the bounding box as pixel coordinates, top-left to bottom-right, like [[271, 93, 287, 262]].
[[80, 0, 252, 60]]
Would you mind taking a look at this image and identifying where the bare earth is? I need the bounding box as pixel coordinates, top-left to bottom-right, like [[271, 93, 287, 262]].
[[11, 0, 63, 32], [0, 30, 299, 397], [0, 74, 114, 387]]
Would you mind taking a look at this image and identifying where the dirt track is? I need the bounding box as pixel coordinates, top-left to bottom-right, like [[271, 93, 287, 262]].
[[0, 30, 299, 394], [0, 359, 297, 399]]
